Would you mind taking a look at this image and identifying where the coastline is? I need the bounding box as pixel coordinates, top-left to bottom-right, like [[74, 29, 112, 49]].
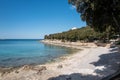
[[0, 40, 120, 80], [41, 39, 98, 49]]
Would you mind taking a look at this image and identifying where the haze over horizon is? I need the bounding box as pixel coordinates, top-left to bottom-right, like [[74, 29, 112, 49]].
[[0, 0, 86, 39]]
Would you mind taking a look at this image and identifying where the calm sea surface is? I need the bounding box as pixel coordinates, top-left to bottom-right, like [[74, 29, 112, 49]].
[[0, 39, 74, 67]]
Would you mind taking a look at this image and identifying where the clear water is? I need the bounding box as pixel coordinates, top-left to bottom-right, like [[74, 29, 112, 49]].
[[0, 39, 74, 67]]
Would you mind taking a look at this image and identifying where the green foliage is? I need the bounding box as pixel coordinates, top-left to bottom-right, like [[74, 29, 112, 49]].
[[68, 0, 120, 35], [44, 26, 108, 42], [117, 41, 120, 45]]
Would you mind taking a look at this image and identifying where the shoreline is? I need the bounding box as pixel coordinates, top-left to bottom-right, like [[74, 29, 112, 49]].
[[0, 40, 80, 68], [0, 40, 120, 80], [41, 39, 98, 49], [0, 40, 83, 73], [0, 40, 82, 72]]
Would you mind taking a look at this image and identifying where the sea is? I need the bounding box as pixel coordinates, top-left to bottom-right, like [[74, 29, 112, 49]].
[[0, 39, 75, 67]]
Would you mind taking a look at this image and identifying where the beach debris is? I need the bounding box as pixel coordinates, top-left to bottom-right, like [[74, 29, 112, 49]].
[[57, 64, 63, 69], [36, 66, 47, 75]]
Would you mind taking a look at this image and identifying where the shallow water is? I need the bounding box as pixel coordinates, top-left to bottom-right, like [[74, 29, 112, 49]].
[[0, 39, 75, 67]]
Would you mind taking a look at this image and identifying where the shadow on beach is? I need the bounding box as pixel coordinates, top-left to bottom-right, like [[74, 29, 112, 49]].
[[48, 47, 120, 80]]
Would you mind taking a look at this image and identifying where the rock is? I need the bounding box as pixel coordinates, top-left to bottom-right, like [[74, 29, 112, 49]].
[[15, 70, 19, 73], [0, 67, 14, 76], [106, 44, 111, 48], [57, 64, 63, 69], [37, 66, 47, 75], [22, 65, 33, 70]]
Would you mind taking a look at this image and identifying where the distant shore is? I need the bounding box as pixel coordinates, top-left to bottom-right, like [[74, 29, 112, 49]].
[[0, 40, 120, 80], [41, 39, 98, 49]]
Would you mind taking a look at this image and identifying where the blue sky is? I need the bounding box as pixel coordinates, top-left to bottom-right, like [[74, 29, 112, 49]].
[[0, 0, 86, 39]]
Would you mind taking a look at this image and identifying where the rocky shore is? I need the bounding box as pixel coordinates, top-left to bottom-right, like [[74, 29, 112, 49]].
[[41, 39, 98, 49], [0, 40, 120, 80]]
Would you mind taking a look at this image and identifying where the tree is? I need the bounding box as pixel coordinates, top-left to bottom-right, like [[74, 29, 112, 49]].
[[44, 26, 106, 42], [68, 0, 120, 35]]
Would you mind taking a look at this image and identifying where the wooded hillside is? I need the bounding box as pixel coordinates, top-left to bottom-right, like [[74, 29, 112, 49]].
[[44, 26, 116, 42]]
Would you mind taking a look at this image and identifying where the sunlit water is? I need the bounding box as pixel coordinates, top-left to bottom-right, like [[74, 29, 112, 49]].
[[0, 39, 75, 67]]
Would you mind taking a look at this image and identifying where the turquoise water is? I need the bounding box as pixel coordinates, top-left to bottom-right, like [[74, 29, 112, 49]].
[[0, 39, 73, 67]]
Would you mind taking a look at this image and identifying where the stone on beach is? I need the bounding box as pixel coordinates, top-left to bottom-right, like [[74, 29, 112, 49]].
[[36, 66, 47, 75], [57, 64, 63, 69], [22, 65, 33, 70]]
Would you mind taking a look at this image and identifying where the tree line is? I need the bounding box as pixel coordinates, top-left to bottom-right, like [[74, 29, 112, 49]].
[[44, 26, 117, 42]]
